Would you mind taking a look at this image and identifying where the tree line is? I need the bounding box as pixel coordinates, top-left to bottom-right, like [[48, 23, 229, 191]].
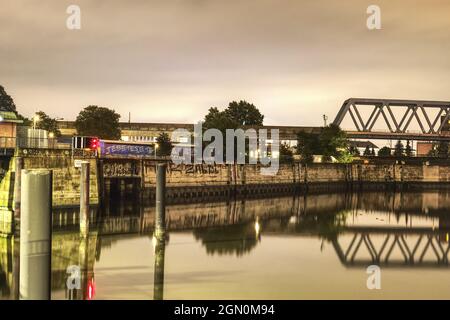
[[3, 84, 448, 161]]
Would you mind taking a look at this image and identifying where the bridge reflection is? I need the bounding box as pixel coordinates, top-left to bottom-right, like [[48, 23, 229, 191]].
[[331, 228, 450, 268], [2, 190, 450, 299]]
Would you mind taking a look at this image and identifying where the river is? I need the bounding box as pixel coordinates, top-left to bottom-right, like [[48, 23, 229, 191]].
[[2, 190, 450, 299]]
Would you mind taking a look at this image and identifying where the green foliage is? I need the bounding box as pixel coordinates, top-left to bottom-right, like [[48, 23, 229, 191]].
[[203, 100, 264, 133], [279, 143, 294, 162], [0, 85, 17, 112], [394, 140, 404, 157], [296, 124, 348, 163], [371, 147, 376, 156], [156, 132, 173, 156], [378, 146, 391, 157], [405, 140, 413, 157], [437, 141, 449, 158], [427, 147, 437, 157], [16, 114, 31, 126], [202, 101, 264, 161], [75, 105, 121, 140], [296, 131, 320, 164], [203, 107, 239, 133], [35, 111, 61, 137], [224, 100, 264, 126], [319, 124, 348, 160], [337, 151, 354, 164], [363, 145, 371, 156], [349, 145, 360, 156]]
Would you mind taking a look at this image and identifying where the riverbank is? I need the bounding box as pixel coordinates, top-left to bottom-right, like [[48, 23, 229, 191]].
[[4, 152, 450, 210]]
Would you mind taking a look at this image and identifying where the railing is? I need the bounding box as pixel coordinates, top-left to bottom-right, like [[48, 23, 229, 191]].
[[0, 137, 71, 150]]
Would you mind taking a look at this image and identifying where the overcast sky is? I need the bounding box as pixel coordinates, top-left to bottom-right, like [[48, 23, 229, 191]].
[[1, 0, 450, 126]]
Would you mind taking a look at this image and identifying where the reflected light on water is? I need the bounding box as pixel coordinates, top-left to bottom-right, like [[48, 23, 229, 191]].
[[87, 279, 95, 300], [254, 220, 260, 236]]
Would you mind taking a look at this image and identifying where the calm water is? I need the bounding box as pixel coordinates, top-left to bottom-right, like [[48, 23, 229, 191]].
[[2, 191, 450, 299]]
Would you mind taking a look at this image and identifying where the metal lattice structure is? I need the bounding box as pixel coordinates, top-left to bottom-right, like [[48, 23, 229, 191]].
[[332, 228, 450, 268], [333, 98, 450, 141]]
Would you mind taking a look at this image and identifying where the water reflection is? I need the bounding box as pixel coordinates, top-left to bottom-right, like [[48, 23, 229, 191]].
[[193, 222, 261, 257], [152, 234, 166, 300], [2, 190, 450, 299]]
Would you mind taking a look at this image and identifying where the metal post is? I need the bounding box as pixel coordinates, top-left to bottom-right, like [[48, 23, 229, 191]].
[[19, 169, 52, 300], [78, 235, 90, 300], [155, 163, 166, 239], [153, 236, 165, 300], [80, 161, 90, 237], [13, 157, 23, 222]]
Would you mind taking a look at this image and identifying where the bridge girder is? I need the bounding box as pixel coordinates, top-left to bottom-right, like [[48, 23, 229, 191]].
[[333, 98, 450, 139]]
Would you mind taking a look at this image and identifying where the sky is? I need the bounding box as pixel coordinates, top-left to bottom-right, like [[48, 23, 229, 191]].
[[1, 0, 450, 127]]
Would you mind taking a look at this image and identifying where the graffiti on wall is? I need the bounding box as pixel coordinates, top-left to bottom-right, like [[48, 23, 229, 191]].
[[103, 161, 139, 177]]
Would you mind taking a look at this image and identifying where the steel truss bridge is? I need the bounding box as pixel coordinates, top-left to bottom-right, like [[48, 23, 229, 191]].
[[332, 227, 450, 268], [333, 98, 450, 141]]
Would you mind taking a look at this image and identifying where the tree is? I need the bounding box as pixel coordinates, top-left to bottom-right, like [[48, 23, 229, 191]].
[[428, 147, 438, 157], [378, 146, 391, 157], [279, 143, 294, 162], [296, 124, 349, 163], [35, 111, 61, 137], [17, 114, 31, 126], [363, 145, 371, 156], [337, 149, 354, 164], [203, 100, 264, 132], [437, 141, 449, 158], [371, 147, 376, 156], [296, 131, 320, 164], [156, 132, 173, 156], [202, 101, 264, 161], [405, 140, 413, 157], [349, 145, 360, 156], [0, 85, 17, 112], [319, 124, 348, 161], [203, 107, 239, 133], [394, 140, 404, 157], [224, 100, 264, 126], [75, 105, 121, 140]]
